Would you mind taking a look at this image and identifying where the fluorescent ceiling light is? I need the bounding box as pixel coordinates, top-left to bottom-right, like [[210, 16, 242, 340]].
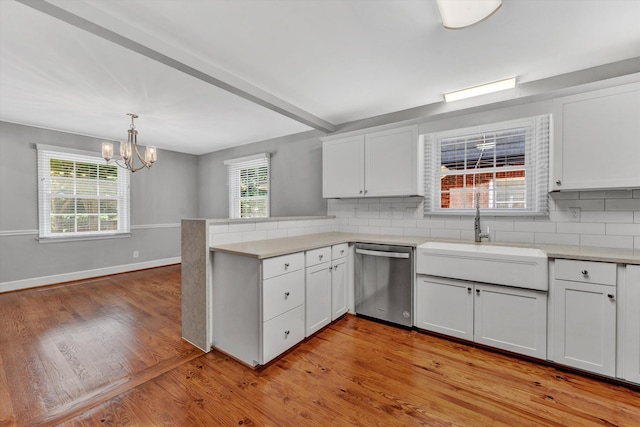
[[444, 77, 517, 102], [436, 0, 502, 30]]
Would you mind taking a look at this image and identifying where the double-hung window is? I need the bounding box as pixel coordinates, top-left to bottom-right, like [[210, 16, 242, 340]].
[[37, 144, 130, 239], [225, 153, 270, 219], [423, 115, 550, 215]]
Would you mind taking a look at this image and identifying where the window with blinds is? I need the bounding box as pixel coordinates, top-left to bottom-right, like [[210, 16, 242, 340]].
[[423, 115, 550, 215], [225, 153, 270, 219], [37, 144, 130, 239]]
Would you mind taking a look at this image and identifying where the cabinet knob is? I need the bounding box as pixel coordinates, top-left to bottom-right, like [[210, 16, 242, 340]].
[[607, 294, 615, 300], [364, 189, 368, 194], [359, 190, 363, 194], [581, 270, 588, 276], [340, 250, 344, 255], [476, 289, 480, 295], [556, 179, 562, 185], [329, 266, 333, 271], [284, 291, 290, 298], [334, 264, 339, 270], [284, 262, 290, 269], [284, 330, 290, 336], [319, 254, 323, 260]]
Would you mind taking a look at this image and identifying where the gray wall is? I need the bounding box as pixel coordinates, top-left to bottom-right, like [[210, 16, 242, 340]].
[[0, 121, 198, 285], [197, 129, 327, 218]]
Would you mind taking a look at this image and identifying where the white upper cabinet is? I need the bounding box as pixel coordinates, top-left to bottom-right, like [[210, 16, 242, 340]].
[[551, 82, 640, 191], [322, 125, 424, 198]]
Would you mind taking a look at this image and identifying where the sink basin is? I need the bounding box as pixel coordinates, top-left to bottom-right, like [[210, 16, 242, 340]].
[[416, 241, 548, 291]]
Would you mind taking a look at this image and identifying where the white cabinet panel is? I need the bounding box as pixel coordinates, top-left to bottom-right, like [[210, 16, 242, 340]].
[[621, 265, 640, 384], [263, 269, 304, 322], [474, 284, 547, 359], [552, 280, 616, 376], [322, 124, 423, 198], [263, 252, 304, 279], [365, 126, 423, 197], [552, 82, 640, 191], [306, 246, 332, 267], [331, 258, 348, 320], [416, 276, 473, 340], [305, 261, 332, 336], [263, 305, 305, 364], [416, 276, 547, 359], [322, 135, 365, 198]]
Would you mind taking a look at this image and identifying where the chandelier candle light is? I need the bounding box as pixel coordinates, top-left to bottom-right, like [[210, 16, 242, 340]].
[[102, 113, 157, 172]]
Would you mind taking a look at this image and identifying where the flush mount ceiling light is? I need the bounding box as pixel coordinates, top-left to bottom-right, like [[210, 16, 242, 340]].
[[102, 113, 157, 172], [444, 77, 517, 102], [435, 0, 502, 30]]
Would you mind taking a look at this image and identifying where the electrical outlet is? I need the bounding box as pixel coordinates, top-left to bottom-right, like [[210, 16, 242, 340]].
[[568, 207, 580, 223], [133, 250, 139, 258]]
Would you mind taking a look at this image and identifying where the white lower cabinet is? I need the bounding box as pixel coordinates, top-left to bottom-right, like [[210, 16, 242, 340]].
[[551, 259, 617, 377], [263, 305, 305, 364], [331, 244, 349, 320], [305, 244, 350, 336], [305, 261, 332, 336], [621, 264, 640, 384], [416, 276, 473, 340], [474, 284, 547, 359], [416, 275, 547, 359]]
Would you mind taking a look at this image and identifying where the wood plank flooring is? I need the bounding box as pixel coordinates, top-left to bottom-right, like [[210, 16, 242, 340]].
[[2, 266, 639, 426]]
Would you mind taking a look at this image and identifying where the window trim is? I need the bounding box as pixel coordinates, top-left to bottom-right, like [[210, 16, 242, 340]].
[[224, 152, 271, 219], [423, 115, 550, 216], [37, 144, 131, 241]]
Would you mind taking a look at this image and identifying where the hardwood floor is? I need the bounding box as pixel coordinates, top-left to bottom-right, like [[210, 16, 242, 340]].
[[2, 266, 639, 426]]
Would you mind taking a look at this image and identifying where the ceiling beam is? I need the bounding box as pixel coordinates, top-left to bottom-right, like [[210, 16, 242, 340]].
[[16, 0, 336, 134]]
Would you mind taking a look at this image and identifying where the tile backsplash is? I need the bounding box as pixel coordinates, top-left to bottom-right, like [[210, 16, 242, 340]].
[[208, 190, 639, 250], [327, 189, 640, 250]]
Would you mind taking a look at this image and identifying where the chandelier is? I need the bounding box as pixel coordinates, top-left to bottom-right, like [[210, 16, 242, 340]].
[[102, 113, 157, 172]]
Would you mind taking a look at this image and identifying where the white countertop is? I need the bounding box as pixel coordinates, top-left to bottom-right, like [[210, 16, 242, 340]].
[[210, 232, 640, 264]]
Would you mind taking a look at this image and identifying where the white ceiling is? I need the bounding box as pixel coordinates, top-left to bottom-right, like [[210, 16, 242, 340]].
[[1, 0, 639, 155]]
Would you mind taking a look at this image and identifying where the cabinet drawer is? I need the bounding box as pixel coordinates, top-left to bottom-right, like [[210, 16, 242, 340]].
[[263, 252, 304, 279], [332, 243, 348, 260], [306, 247, 332, 267], [263, 305, 305, 364], [555, 259, 616, 286], [263, 269, 304, 321]]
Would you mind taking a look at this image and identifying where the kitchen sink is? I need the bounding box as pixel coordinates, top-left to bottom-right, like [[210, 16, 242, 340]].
[[416, 241, 548, 291]]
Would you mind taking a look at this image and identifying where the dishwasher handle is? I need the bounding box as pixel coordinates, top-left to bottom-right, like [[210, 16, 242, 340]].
[[355, 248, 410, 259]]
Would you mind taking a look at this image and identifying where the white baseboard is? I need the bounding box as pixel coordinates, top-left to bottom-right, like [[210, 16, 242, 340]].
[[0, 257, 181, 293]]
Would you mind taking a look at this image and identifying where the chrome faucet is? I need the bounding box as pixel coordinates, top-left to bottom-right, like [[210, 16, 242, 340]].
[[474, 192, 490, 243]]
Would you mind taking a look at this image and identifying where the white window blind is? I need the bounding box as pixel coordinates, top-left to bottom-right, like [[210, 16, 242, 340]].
[[37, 144, 130, 239], [225, 153, 270, 219], [423, 114, 550, 215]]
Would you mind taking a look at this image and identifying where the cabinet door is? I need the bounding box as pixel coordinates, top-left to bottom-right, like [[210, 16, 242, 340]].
[[552, 82, 640, 191], [552, 280, 616, 376], [322, 135, 365, 198], [305, 262, 332, 336], [263, 305, 305, 364], [622, 265, 640, 384], [416, 276, 473, 340], [365, 125, 423, 197], [331, 258, 348, 320], [474, 284, 547, 359]]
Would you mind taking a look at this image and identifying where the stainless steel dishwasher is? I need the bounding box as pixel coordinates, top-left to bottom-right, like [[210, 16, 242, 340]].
[[354, 243, 413, 327]]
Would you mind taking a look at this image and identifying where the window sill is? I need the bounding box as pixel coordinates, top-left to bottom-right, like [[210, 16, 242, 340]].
[[36, 233, 131, 243]]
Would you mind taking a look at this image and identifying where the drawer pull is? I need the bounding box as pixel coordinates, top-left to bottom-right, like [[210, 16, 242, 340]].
[[476, 289, 480, 295], [340, 250, 344, 255], [284, 262, 290, 270], [319, 254, 323, 260], [334, 264, 339, 270], [284, 291, 290, 298], [581, 270, 588, 276], [467, 287, 472, 293], [329, 266, 333, 271], [284, 330, 290, 336], [607, 294, 615, 300], [556, 179, 562, 185]]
